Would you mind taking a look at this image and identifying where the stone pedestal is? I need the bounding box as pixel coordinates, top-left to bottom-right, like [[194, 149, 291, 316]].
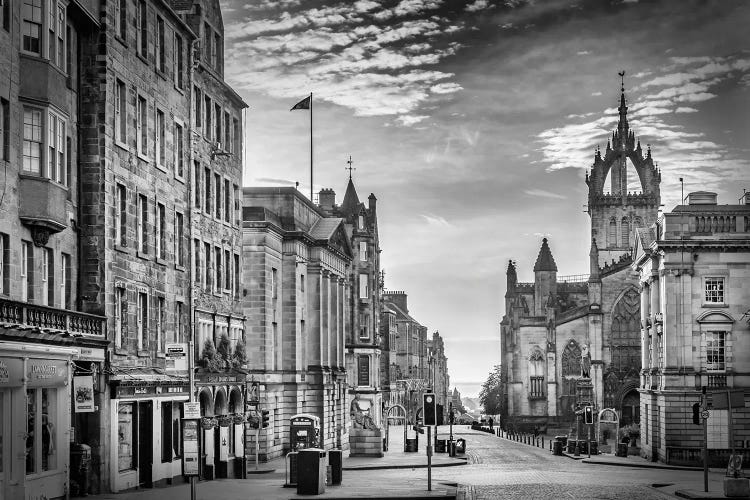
[[575, 378, 594, 406], [348, 428, 384, 457]]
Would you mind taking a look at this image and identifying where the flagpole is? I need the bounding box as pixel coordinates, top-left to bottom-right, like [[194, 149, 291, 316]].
[[310, 92, 313, 202]]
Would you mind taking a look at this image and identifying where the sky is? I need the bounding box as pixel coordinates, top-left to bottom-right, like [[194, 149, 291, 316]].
[[220, 0, 750, 398]]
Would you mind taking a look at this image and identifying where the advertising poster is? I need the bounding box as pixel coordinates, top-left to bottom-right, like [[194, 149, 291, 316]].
[[74, 375, 95, 413]]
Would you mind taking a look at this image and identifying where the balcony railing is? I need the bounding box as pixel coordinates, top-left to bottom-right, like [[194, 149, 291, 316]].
[[707, 373, 727, 388], [0, 297, 105, 336]]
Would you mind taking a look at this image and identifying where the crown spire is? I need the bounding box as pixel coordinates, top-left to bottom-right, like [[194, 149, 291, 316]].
[[617, 70, 629, 133]]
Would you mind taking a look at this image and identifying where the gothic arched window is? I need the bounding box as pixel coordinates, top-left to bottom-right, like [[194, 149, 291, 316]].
[[621, 217, 630, 248], [608, 218, 617, 248], [610, 288, 641, 373], [562, 340, 582, 376]]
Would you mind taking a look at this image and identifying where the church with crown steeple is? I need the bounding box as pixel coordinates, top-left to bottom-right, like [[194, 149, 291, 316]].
[[500, 74, 660, 438]]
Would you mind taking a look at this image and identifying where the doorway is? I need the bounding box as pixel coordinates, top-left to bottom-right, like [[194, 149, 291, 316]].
[[137, 402, 153, 488], [620, 390, 640, 426]]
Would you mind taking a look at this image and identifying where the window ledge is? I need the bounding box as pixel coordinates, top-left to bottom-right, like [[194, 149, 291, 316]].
[[155, 162, 167, 173], [115, 244, 133, 255], [175, 264, 186, 272], [155, 68, 167, 80], [115, 140, 129, 153], [702, 303, 729, 308], [113, 347, 129, 356], [174, 174, 186, 184], [137, 152, 151, 163], [156, 352, 166, 358], [136, 52, 149, 66], [114, 35, 128, 48], [156, 257, 168, 266], [137, 350, 150, 357], [136, 250, 150, 260]]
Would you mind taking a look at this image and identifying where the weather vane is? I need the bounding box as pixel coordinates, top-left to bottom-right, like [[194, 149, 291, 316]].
[[618, 70, 625, 91], [346, 155, 356, 180]]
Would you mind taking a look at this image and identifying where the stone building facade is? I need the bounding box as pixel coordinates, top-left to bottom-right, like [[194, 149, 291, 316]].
[[0, 0, 246, 494], [633, 191, 750, 466], [241, 187, 351, 460], [318, 181, 383, 428], [501, 79, 660, 433], [427, 331, 450, 423]]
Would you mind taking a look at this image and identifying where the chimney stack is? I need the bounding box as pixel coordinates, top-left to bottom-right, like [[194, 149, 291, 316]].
[[318, 188, 336, 211]]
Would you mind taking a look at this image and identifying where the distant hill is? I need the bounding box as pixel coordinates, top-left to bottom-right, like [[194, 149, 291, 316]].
[[461, 397, 480, 412]]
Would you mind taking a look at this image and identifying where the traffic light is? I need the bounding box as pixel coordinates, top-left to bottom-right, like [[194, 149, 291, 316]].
[[423, 393, 437, 426], [692, 402, 701, 425], [584, 405, 594, 425], [261, 409, 270, 428]]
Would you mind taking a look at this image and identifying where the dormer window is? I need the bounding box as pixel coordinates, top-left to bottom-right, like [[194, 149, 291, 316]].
[[358, 215, 364, 229]]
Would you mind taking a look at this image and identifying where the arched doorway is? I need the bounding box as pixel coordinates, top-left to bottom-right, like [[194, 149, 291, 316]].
[[620, 389, 640, 427], [198, 389, 215, 480]]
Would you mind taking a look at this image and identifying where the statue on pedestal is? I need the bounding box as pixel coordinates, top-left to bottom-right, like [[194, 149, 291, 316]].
[[350, 399, 378, 430], [581, 343, 591, 378]]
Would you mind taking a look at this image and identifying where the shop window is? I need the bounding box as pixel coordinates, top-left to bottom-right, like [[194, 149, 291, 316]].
[[26, 388, 58, 474], [161, 401, 181, 462], [118, 402, 135, 471]]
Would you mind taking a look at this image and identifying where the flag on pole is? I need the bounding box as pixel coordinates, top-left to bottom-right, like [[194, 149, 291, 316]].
[[290, 95, 311, 111]]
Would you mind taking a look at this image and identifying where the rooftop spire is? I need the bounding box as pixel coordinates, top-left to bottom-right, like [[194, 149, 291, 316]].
[[617, 70, 629, 133], [345, 155, 356, 180], [533, 238, 558, 272]]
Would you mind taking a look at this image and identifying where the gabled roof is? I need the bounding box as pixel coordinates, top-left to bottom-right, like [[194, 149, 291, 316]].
[[309, 217, 343, 240], [632, 226, 657, 268], [339, 179, 361, 217], [533, 238, 558, 272]]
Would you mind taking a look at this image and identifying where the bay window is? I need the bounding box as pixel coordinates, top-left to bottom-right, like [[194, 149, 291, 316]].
[[22, 0, 43, 55]]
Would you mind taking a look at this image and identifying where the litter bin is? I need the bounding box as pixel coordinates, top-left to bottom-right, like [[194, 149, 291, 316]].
[[554, 435, 568, 447], [455, 438, 466, 454], [589, 441, 598, 455], [448, 440, 457, 457], [578, 440, 588, 454], [70, 443, 91, 497], [435, 439, 447, 453], [553, 441, 563, 456], [297, 448, 327, 495], [328, 449, 342, 486], [567, 441, 576, 454], [616, 442, 628, 457], [405, 438, 418, 452]]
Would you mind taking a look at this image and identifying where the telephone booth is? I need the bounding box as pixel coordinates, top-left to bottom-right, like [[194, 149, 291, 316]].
[[290, 414, 320, 450]]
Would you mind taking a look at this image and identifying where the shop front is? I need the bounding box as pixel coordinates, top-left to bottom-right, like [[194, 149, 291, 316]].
[[195, 371, 247, 481], [0, 341, 78, 500], [108, 375, 190, 492]]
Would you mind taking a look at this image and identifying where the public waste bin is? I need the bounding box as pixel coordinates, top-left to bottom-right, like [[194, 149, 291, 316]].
[[328, 449, 342, 486], [553, 441, 563, 456], [70, 443, 91, 497], [297, 448, 327, 495], [589, 441, 598, 455], [616, 442, 628, 457], [448, 440, 457, 457], [455, 438, 466, 454], [435, 439, 447, 453], [405, 438, 418, 452], [554, 435, 568, 447]]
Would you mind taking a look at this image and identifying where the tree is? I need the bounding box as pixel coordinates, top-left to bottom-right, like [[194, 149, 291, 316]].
[[231, 337, 248, 370], [479, 365, 503, 416]]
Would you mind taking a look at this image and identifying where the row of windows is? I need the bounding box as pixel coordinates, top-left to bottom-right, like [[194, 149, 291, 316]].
[[22, 0, 67, 71], [193, 87, 241, 155], [0, 234, 72, 308], [192, 239, 241, 297], [115, 0, 186, 90], [193, 161, 240, 224], [113, 284, 184, 352], [202, 20, 223, 76], [115, 183, 185, 266]]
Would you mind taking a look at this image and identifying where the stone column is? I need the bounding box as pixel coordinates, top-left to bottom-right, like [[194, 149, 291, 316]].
[[329, 273, 338, 366], [321, 270, 330, 367], [307, 266, 322, 367]]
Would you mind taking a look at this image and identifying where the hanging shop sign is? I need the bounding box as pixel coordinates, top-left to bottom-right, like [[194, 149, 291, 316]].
[[27, 358, 68, 387], [77, 347, 105, 362], [74, 375, 96, 413], [0, 357, 24, 387]]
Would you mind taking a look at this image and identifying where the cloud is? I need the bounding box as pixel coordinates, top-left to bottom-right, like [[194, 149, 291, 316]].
[[591, 91, 602, 96], [523, 189, 567, 199], [466, 0, 490, 12], [675, 106, 699, 113], [418, 213, 453, 227], [577, 50, 590, 55], [224, 2, 467, 125]]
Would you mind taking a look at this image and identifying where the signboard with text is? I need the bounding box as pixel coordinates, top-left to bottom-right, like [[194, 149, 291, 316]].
[[182, 419, 200, 476], [74, 375, 95, 413], [165, 343, 188, 371]]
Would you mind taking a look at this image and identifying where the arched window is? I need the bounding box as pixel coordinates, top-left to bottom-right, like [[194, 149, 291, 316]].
[[610, 288, 641, 373], [621, 217, 630, 248], [562, 340, 582, 376], [608, 218, 617, 248]]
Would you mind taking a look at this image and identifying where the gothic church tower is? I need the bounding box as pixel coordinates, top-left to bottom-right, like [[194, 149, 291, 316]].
[[586, 74, 661, 269]]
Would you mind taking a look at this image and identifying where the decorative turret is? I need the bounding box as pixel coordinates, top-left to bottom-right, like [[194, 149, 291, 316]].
[[534, 238, 557, 316], [340, 178, 361, 219], [589, 238, 601, 283]]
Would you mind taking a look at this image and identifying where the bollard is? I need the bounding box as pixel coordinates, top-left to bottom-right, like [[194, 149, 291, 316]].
[[542, 437, 545, 448], [549, 440, 552, 452]]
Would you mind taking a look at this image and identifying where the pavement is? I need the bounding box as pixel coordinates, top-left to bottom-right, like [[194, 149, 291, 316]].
[[84, 426, 468, 500], [81, 426, 750, 500]]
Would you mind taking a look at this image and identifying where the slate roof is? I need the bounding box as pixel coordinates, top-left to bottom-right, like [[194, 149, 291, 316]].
[[533, 238, 558, 272], [309, 217, 343, 240], [636, 227, 656, 249]]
